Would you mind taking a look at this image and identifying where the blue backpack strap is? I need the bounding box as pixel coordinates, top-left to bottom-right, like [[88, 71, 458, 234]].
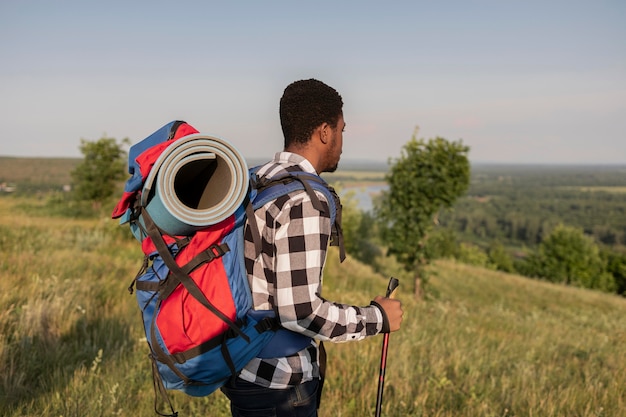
[[253, 172, 337, 223], [247, 169, 345, 262], [243, 169, 347, 360], [248, 310, 313, 358]]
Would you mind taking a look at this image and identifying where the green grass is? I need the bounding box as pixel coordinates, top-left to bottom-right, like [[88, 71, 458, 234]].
[[1, 197, 625, 417]]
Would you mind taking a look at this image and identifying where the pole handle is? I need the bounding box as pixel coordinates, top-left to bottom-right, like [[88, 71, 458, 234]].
[[386, 277, 399, 299]]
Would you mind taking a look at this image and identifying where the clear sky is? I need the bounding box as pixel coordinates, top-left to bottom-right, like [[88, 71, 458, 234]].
[[1, 0, 624, 164]]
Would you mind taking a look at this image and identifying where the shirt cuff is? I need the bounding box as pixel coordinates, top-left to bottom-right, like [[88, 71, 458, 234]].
[[369, 300, 390, 333]]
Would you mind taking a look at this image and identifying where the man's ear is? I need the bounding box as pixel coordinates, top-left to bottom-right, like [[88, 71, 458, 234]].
[[319, 123, 329, 144]]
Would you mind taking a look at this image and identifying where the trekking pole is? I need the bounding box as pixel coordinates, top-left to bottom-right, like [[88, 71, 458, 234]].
[[375, 277, 399, 417]]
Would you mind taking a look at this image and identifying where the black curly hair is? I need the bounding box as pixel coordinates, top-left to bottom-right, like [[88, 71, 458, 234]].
[[280, 79, 343, 149]]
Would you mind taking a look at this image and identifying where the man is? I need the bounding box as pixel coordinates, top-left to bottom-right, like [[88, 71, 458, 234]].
[[221, 79, 403, 416]]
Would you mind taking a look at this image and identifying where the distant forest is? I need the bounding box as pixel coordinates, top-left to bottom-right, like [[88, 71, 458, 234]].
[[439, 164, 626, 251], [2, 156, 625, 253]]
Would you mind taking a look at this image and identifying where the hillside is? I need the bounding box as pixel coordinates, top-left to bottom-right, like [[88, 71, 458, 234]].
[[0, 156, 80, 192], [1, 196, 624, 416]]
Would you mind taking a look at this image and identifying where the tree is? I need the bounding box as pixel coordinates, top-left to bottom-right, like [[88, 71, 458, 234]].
[[457, 242, 494, 269], [488, 241, 516, 273], [71, 136, 129, 210], [423, 228, 459, 260], [603, 249, 626, 296], [524, 224, 615, 292], [375, 130, 470, 298]]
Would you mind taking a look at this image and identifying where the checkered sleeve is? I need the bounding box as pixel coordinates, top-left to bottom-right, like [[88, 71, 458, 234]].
[[271, 190, 384, 342]]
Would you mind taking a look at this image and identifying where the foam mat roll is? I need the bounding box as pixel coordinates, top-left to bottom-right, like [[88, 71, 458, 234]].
[[141, 134, 249, 236]]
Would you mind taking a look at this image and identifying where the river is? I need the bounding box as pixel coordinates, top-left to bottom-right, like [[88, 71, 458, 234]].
[[340, 184, 388, 212]]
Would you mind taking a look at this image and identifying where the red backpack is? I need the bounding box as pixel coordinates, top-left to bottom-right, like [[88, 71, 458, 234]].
[[112, 121, 343, 416]]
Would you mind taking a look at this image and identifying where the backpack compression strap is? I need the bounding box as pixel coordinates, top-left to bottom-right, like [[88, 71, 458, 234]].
[[140, 207, 249, 343]]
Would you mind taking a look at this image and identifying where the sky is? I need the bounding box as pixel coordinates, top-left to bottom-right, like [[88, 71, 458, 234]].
[[1, 0, 624, 165]]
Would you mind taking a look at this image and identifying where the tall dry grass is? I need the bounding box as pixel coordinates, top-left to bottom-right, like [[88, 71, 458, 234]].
[[323, 256, 626, 417], [1, 196, 625, 416]]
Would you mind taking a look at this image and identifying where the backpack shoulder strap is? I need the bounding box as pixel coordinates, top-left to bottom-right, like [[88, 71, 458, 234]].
[[246, 169, 345, 262], [253, 172, 337, 222]]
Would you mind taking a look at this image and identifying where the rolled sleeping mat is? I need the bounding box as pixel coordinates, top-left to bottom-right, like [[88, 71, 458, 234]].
[[141, 134, 249, 236]]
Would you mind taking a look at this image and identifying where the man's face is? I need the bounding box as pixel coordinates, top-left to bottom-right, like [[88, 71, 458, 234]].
[[323, 115, 345, 173]]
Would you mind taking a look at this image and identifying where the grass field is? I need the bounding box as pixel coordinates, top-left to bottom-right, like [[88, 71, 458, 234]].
[[1, 195, 625, 417]]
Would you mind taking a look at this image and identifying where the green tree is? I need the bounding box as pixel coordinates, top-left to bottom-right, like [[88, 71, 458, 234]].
[[423, 227, 459, 260], [375, 131, 470, 298], [457, 242, 494, 269], [71, 136, 129, 210], [488, 241, 515, 273], [603, 250, 626, 296], [524, 225, 615, 292]]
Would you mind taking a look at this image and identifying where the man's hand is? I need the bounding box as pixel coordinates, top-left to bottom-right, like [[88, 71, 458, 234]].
[[373, 295, 403, 332]]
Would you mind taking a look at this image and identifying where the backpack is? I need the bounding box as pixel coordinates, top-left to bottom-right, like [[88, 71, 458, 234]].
[[112, 121, 344, 416]]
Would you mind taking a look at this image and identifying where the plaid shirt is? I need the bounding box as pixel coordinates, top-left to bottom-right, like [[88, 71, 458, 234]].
[[238, 152, 384, 389]]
